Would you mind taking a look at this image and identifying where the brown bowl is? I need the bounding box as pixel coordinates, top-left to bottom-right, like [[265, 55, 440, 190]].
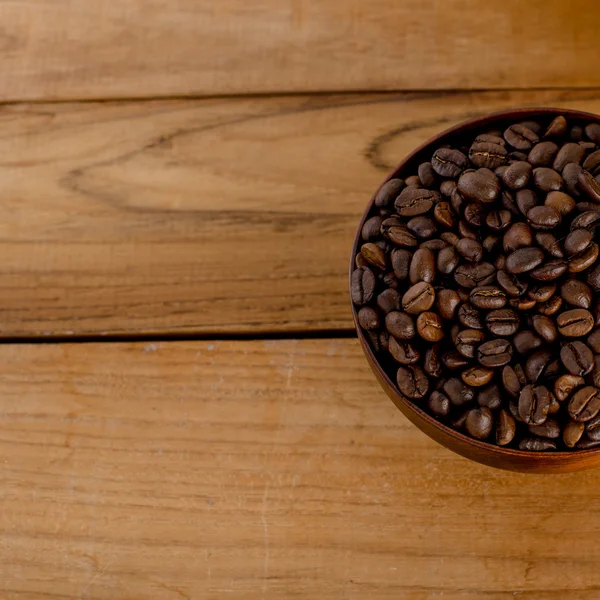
[[350, 107, 600, 473]]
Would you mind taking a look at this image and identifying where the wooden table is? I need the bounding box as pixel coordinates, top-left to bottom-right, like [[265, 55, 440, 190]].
[[3, 2, 600, 597]]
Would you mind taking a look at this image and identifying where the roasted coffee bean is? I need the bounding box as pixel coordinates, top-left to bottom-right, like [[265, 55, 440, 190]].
[[433, 201, 455, 228], [516, 189, 538, 217], [565, 229, 593, 257], [450, 188, 465, 214], [545, 191, 575, 216], [456, 329, 485, 359], [519, 438, 557, 451], [568, 386, 600, 422], [390, 248, 411, 280], [571, 210, 600, 232], [486, 210, 511, 231], [503, 222, 533, 253], [436, 289, 461, 320], [588, 329, 600, 353], [458, 220, 477, 240], [351, 267, 376, 305], [385, 226, 418, 248], [402, 282, 435, 314], [385, 311, 416, 339], [357, 306, 380, 330], [509, 297, 537, 311], [420, 239, 446, 251], [431, 148, 469, 178], [548, 394, 560, 414], [554, 374, 585, 402], [588, 262, 600, 292], [496, 409, 516, 446], [465, 407, 494, 440], [376, 288, 401, 314], [528, 141, 559, 167], [443, 377, 475, 406], [405, 175, 422, 187], [458, 303, 484, 330], [417, 311, 444, 342], [561, 278, 593, 309], [495, 254, 507, 271], [486, 308, 519, 336], [428, 391, 451, 417], [576, 439, 600, 449], [440, 180, 457, 197], [362, 216, 383, 241], [533, 167, 564, 193], [470, 286, 506, 310], [513, 329, 542, 353], [437, 245, 460, 275], [502, 365, 522, 397], [458, 168, 500, 203], [553, 142, 585, 172], [389, 337, 421, 365], [395, 187, 440, 217], [563, 420, 585, 448], [527, 205, 561, 230], [530, 259, 568, 282], [407, 216, 437, 239], [478, 384, 502, 410], [537, 295, 563, 316], [418, 162, 437, 188], [584, 149, 600, 174], [506, 247, 544, 274], [535, 232, 564, 258], [397, 365, 429, 399], [502, 160, 532, 190], [532, 314, 557, 343], [361, 243, 387, 270], [456, 238, 483, 263], [568, 243, 599, 273], [585, 123, 600, 144], [560, 341, 594, 376], [454, 262, 496, 288], [382, 272, 398, 290], [462, 366, 494, 387], [564, 162, 584, 197], [469, 138, 508, 169], [585, 414, 600, 441], [528, 284, 556, 303], [375, 178, 404, 207], [557, 308, 594, 337], [590, 355, 600, 389], [505, 124, 539, 150], [579, 170, 600, 203], [528, 419, 561, 439], [423, 344, 443, 378], [525, 349, 553, 383], [519, 385, 551, 425], [477, 339, 513, 368], [544, 115, 567, 138], [496, 270, 528, 297], [409, 248, 436, 284]]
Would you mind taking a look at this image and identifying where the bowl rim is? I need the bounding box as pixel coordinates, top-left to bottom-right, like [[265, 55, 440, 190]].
[[350, 106, 600, 460]]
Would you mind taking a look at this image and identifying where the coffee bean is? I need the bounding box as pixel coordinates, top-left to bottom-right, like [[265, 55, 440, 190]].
[[395, 187, 440, 217], [437, 246, 460, 275], [454, 262, 496, 288], [376, 288, 401, 314], [583, 149, 600, 174], [545, 191, 575, 216], [553, 142, 585, 172], [557, 308, 594, 337], [407, 216, 437, 239], [528, 419, 561, 439], [587, 262, 600, 292], [431, 147, 469, 178], [565, 229, 593, 256], [532, 314, 557, 343], [537, 295, 563, 316], [433, 201, 455, 228], [456, 329, 485, 359], [519, 385, 551, 425], [528, 141, 559, 167], [423, 344, 443, 378], [351, 267, 376, 305], [441, 378, 473, 407], [576, 439, 600, 449], [428, 391, 451, 417], [402, 282, 435, 314], [458, 303, 484, 330], [528, 284, 556, 302], [384, 226, 418, 248], [436, 289, 460, 320], [409, 248, 436, 284], [361, 243, 387, 270], [578, 170, 600, 203], [563, 420, 585, 448], [560, 278, 593, 309], [585, 123, 600, 144], [568, 386, 600, 422], [509, 297, 537, 311], [564, 162, 584, 197], [397, 365, 429, 399], [417, 311, 444, 342], [525, 348, 553, 383], [571, 125, 584, 141], [519, 438, 557, 451], [544, 115, 568, 138], [458, 168, 500, 203], [502, 161, 532, 190], [496, 270, 528, 297], [486, 209, 511, 231], [477, 384, 502, 410], [502, 365, 522, 397], [477, 339, 512, 368], [527, 205, 561, 230], [440, 180, 457, 197], [358, 306, 380, 330], [503, 222, 533, 253], [420, 239, 446, 251], [456, 238, 483, 262], [535, 232, 564, 258], [418, 162, 437, 188], [588, 329, 600, 353], [506, 247, 544, 274], [385, 311, 416, 339], [469, 139, 508, 169], [533, 167, 564, 192], [375, 178, 404, 207], [585, 414, 600, 441], [389, 337, 421, 365], [505, 124, 539, 150], [560, 341, 594, 376], [469, 286, 507, 310], [465, 407, 494, 439], [486, 308, 519, 336], [516, 189, 538, 216], [496, 409, 516, 446], [554, 373, 585, 402], [361, 216, 383, 241], [568, 243, 599, 273], [462, 366, 494, 387]]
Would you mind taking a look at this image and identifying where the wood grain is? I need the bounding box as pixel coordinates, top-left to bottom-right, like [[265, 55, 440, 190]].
[[2, 338, 600, 598], [5, 90, 600, 337], [1, 1, 600, 100]]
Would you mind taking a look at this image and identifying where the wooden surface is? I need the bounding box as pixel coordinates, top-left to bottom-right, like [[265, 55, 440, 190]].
[[2, 1, 600, 100], [4, 89, 600, 337], [4, 338, 600, 599]]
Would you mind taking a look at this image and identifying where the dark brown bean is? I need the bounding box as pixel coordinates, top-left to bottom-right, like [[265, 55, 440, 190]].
[[532, 315, 557, 343], [502, 160, 532, 189], [454, 262, 496, 288], [557, 309, 594, 337], [533, 167, 564, 192], [402, 282, 435, 315], [588, 329, 600, 354], [423, 344, 443, 378], [477, 339, 513, 368], [554, 374, 585, 402], [502, 365, 522, 397], [535, 232, 564, 258], [418, 162, 437, 188], [563, 420, 585, 448], [518, 385, 551, 425], [505, 124, 539, 150], [357, 306, 380, 330], [503, 222, 532, 252], [470, 286, 506, 310], [385, 311, 416, 339], [528, 141, 559, 167], [461, 366, 494, 387], [375, 178, 404, 207], [527, 284, 556, 303], [469, 139, 508, 170], [528, 419, 561, 439], [389, 337, 421, 365], [456, 329, 485, 359], [579, 170, 600, 203], [506, 247, 544, 274], [458, 303, 484, 330], [396, 365, 429, 399], [428, 391, 451, 417], [496, 409, 516, 446], [465, 407, 494, 440], [560, 341, 594, 376], [436, 289, 460, 320], [437, 246, 460, 275], [390, 248, 411, 280], [351, 267, 376, 305], [457, 168, 500, 203], [416, 311, 444, 342], [409, 248, 436, 284], [544, 115, 567, 138], [361, 243, 386, 270], [431, 148, 469, 178], [433, 201, 455, 228], [527, 205, 561, 230], [519, 438, 557, 451], [561, 279, 593, 309], [569, 386, 600, 422], [496, 270, 528, 297], [486, 308, 520, 336], [525, 349, 553, 383], [456, 238, 483, 263], [568, 243, 599, 273], [530, 260, 568, 282], [553, 142, 585, 172], [443, 377, 475, 406], [545, 191, 575, 216], [395, 187, 440, 216], [478, 384, 502, 410], [537, 295, 563, 316]]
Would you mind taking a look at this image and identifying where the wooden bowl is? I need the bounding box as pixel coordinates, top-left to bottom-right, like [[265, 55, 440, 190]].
[[350, 107, 600, 473]]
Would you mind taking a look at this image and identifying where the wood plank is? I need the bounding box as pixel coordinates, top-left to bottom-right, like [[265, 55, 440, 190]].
[[4, 90, 600, 337], [2, 338, 600, 598], [2, 1, 600, 100]]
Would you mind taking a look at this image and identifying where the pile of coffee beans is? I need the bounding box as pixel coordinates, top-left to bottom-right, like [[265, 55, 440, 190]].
[[352, 114, 600, 451]]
